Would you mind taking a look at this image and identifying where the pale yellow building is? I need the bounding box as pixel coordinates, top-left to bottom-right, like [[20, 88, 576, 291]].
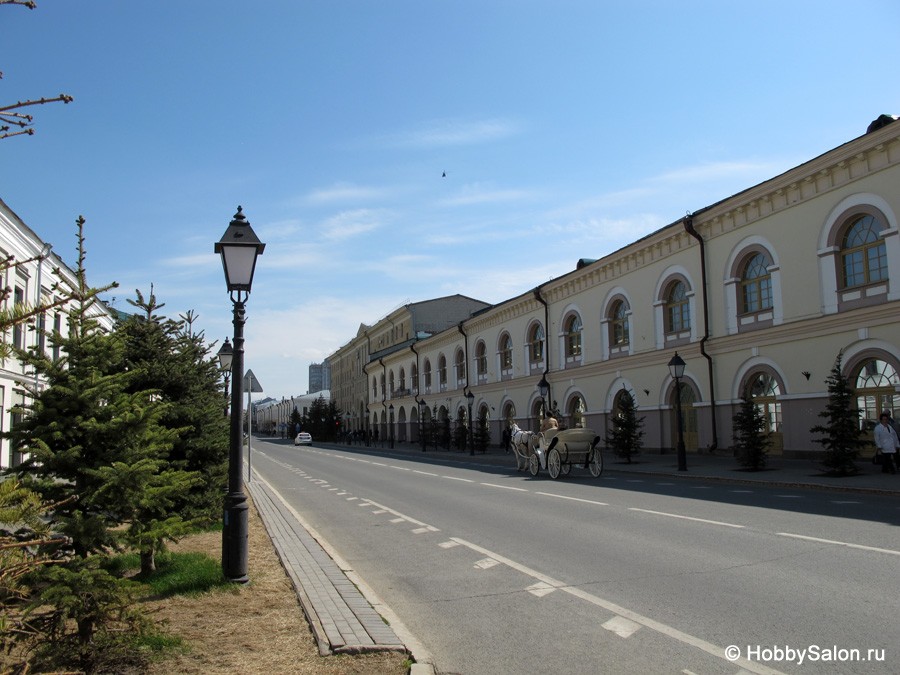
[[340, 116, 900, 459]]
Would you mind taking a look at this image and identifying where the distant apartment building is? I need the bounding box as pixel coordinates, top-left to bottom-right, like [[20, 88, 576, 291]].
[[309, 361, 330, 394]]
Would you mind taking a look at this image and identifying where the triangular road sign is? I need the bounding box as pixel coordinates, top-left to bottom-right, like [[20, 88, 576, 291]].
[[243, 369, 264, 393]]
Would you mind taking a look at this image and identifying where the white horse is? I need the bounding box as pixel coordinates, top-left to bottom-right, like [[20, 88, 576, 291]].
[[509, 423, 538, 472]]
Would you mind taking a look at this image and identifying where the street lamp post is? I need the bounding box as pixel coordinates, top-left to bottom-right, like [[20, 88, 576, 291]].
[[418, 398, 427, 452], [215, 206, 265, 583], [538, 374, 550, 419], [667, 352, 688, 472], [217, 338, 233, 418], [389, 404, 395, 449], [466, 389, 475, 455]]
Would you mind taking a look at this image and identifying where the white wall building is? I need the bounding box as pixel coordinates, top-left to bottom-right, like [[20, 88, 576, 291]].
[[0, 198, 115, 468]]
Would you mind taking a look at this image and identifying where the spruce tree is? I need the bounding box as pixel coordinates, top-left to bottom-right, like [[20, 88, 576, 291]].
[[473, 411, 491, 453], [732, 395, 771, 470], [605, 388, 644, 463], [5, 217, 164, 647], [810, 353, 868, 476], [117, 289, 227, 539]]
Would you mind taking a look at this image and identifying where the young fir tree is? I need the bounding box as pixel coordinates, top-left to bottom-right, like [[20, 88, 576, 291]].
[[810, 353, 868, 476], [114, 288, 216, 573], [732, 394, 772, 470], [5, 218, 165, 649], [473, 410, 491, 453], [605, 388, 644, 464]]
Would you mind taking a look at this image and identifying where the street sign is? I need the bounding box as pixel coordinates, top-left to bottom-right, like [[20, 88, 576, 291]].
[[244, 369, 264, 393]]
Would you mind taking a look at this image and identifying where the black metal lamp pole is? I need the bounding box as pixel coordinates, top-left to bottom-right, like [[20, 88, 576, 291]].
[[217, 338, 233, 418], [668, 352, 688, 472], [418, 398, 427, 452], [389, 404, 395, 449], [466, 390, 475, 455], [538, 374, 550, 419], [215, 206, 265, 583]]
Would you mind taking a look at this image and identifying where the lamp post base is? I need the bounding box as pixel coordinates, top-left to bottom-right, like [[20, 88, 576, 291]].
[[222, 491, 250, 583]]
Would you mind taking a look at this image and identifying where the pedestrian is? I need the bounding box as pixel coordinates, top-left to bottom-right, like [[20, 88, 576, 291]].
[[874, 411, 899, 474], [502, 426, 511, 454]]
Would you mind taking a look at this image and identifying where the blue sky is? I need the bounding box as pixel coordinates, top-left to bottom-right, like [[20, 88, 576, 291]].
[[3, 1, 899, 401]]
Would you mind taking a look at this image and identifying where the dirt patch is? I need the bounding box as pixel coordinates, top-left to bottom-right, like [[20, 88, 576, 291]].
[[145, 498, 410, 675]]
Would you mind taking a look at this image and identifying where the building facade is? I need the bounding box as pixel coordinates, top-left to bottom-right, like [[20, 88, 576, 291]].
[[308, 362, 330, 394], [327, 295, 492, 435], [355, 117, 900, 459], [0, 198, 115, 468]]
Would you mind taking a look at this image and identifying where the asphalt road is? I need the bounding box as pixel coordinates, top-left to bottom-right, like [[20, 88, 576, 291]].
[[250, 439, 900, 675]]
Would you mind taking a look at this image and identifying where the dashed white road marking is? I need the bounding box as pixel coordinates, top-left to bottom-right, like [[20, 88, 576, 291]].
[[628, 508, 744, 529], [481, 483, 528, 491], [474, 558, 500, 569], [526, 581, 556, 597], [778, 532, 900, 556], [414, 470, 438, 476], [450, 537, 785, 675], [603, 616, 641, 638], [831, 500, 860, 504], [439, 541, 460, 549], [535, 492, 608, 506], [443, 476, 475, 483]]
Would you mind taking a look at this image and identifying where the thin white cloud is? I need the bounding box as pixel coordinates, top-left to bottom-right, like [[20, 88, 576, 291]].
[[319, 209, 386, 242], [305, 182, 388, 203], [438, 182, 532, 207], [650, 160, 786, 185], [384, 118, 522, 149]]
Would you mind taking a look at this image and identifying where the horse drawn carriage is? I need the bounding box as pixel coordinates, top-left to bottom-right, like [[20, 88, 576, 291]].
[[510, 423, 602, 479]]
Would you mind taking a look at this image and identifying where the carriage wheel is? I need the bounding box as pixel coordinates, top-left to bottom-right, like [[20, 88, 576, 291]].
[[561, 460, 571, 476], [547, 448, 562, 479], [589, 448, 603, 477], [528, 453, 540, 476]]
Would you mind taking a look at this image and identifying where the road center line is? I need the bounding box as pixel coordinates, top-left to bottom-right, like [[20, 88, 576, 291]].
[[481, 483, 528, 491], [413, 470, 438, 476], [628, 508, 744, 529], [443, 476, 475, 483], [777, 532, 900, 556], [535, 492, 608, 506], [450, 537, 785, 675]]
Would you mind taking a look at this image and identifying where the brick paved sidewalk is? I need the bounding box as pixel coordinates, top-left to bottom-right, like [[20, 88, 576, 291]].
[[245, 474, 407, 656]]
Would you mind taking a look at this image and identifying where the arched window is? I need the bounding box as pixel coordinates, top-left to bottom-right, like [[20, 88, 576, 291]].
[[741, 253, 773, 314], [475, 341, 487, 380], [568, 395, 586, 428], [438, 355, 447, 389], [380, 374, 385, 398], [841, 214, 887, 288], [744, 372, 783, 453], [372, 376, 378, 398], [566, 315, 582, 358], [423, 359, 432, 391], [455, 349, 466, 385], [529, 323, 544, 362], [500, 334, 513, 370], [665, 281, 690, 333], [854, 358, 900, 431], [611, 300, 629, 345], [389, 370, 395, 394], [399, 368, 406, 392]]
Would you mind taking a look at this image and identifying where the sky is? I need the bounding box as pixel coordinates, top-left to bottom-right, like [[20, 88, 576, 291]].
[[2, 1, 899, 402]]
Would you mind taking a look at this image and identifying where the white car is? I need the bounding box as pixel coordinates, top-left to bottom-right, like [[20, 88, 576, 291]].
[[294, 432, 312, 446]]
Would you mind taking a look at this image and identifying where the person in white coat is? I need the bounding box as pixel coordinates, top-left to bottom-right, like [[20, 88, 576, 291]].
[[874, 412, 899, 474]]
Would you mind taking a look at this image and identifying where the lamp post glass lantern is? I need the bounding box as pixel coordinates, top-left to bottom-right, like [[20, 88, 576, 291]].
[[667, 352, 688, 472], [216, 206, 265, 583], [538, 374, 550, 417]]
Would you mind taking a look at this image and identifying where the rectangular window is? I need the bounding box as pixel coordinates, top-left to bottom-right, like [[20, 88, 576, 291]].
[[12, 287, 23, 349], [52, 313, 61, 361]]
